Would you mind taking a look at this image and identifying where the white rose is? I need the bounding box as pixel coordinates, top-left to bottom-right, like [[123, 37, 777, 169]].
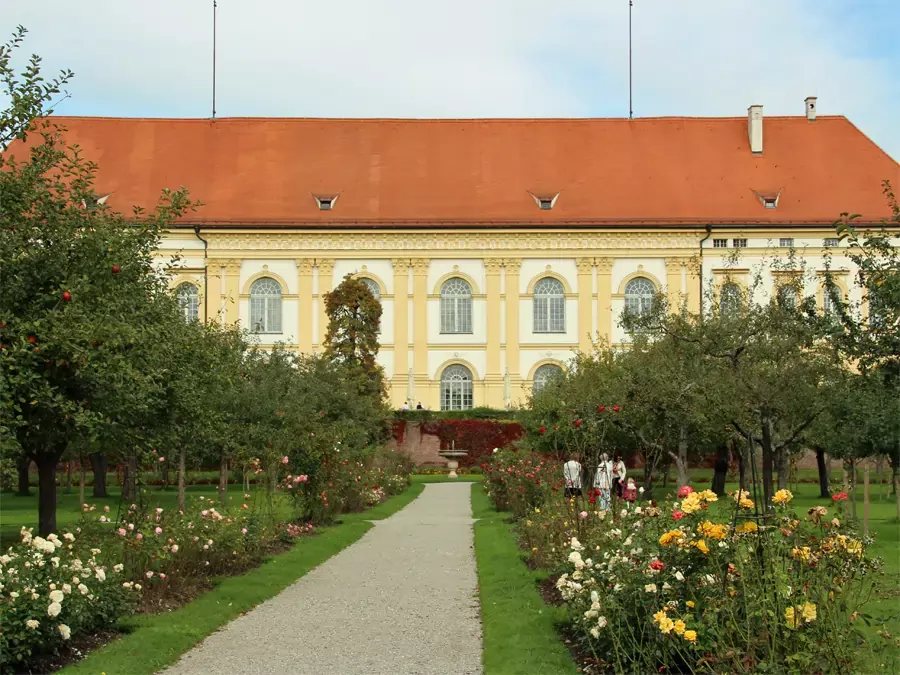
[[47, 602, 62, 618], [113, 564, 124, 573], [675, 571, 685, 582], [58, 624, 71, 640], [49, 590, 64, 603], [134, 584, 142, 591], [644, 583, 657, 593], [95, 569, 106, 582], [590, 627, 600, 639], [26, 619, 40, 629], [63, 533, 75, 542], [597, 616, 608, 628], [78, 584, 88, 595], [62, 584, 72, 594], [9, 591, 19, 599]]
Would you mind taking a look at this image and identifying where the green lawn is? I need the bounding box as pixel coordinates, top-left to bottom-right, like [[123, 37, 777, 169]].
[[472, 483, 579, 675], [59, 481, 425, 675]]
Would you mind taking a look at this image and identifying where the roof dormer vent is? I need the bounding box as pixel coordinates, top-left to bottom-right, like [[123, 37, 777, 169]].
[[314, 194, 338, 211], [752, 188, 782, 209], [805, 96, 817, 121], [747, 104, 763, 155], [530, 192, 560, 210]]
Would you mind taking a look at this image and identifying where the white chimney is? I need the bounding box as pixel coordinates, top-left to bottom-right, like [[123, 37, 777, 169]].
[[748, 104, 763, 155], [805, 96, 817, 121]]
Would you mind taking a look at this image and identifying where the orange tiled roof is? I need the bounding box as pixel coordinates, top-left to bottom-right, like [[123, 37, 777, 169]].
[[14, 115, 900, 227]]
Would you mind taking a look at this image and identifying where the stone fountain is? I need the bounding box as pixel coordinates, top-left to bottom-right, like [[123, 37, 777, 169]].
[[438, 440, 468, 478]]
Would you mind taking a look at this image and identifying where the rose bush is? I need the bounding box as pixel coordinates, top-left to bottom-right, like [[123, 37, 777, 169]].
[[0, 528, 138, 673], [483, 450, 886, 673]]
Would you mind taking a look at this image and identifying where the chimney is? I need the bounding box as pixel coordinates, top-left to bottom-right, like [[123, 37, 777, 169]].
[[805, 96, 817, 121], [748, 104, 763, 155]]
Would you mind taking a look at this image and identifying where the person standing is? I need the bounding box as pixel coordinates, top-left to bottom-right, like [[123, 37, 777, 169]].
[[612, 453, 627, 498], [563, 454, 583, 499], [593, 452, 613, 510], [401, 401, 409, 411], [416, 401, 424, 410]]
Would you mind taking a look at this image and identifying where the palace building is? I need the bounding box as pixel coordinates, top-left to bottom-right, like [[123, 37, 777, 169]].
[[48, 99, 899, 409]]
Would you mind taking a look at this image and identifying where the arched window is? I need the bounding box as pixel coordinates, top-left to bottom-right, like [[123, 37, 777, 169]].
[[823, 286, 840, 316], [624, 277, 656, 317], [360, 277, 381, 301], [176, 282, 199, 322], [441, 364, 474, 410], [720, 283, 741, 317], [533, 277, 566, 333], [249, 278, 282, 333], [440, 278, 472, 334], [533, 363, 563, 394], [777, 285, 798, 309]]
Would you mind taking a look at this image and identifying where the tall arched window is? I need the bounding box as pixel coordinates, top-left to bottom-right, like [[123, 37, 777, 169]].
[[176, 282, 199, 322], [533, 277, 566, 333], [624, 277, 655, 317], [720, 283, 741, 317], [360, 277, 381, 333], [823, 286, 840, 317], [441, 364, 474, 410], [440, 278, 472, 334], [249, 278, 282, 333], [777, 285, 798, 309], [360, 277, 381, 300], [533, 363, 563, 394]]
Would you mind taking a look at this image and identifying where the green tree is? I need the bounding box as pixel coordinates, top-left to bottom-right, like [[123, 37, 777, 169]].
[[323, 273, 384, 400]]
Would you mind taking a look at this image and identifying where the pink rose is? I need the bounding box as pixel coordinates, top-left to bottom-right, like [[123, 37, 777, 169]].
[[299, 475, 308, 483], [159, 573, 166, 580], [677, 485, 694, 498], [281, 456, 289, 465], [158, 457, 165, 463], [117, 528, 126, 536], [241, 528, 247, 535], [127, 523, 134, 531], [201, 510, 208, 517], [154, 527, 162, 535], [579, 511, 588, 519], [136, 533, 143, 540], [171, 544, 179, 553]]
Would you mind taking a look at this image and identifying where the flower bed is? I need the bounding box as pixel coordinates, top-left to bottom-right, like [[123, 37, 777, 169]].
[[482, 451, 887, 673]]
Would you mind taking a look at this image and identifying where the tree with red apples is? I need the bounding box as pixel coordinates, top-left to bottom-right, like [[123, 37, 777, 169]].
[[0, 27, 195, 534]]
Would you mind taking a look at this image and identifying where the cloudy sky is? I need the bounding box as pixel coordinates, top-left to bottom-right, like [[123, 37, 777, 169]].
[[7, 0, 900, 160]]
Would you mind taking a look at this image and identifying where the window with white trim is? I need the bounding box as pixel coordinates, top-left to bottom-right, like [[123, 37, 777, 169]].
[[777, 285, 798, 309], [624, 277, 656, 317], [713, 239, 728, 248], [823, 286, 840, 316], [824, 238, 840, 248], [249, 278, 282, 333], [176, 282, 199, 322], [440, 278, 473, 334], [533, 364, 563, 394], [733, 238, 748, 248], [440, 364, 473, 410], [780, 238, 794, 248], [720, 283, 741, 316], [533, 277, 565, 333], [360, 277, 381, 332]]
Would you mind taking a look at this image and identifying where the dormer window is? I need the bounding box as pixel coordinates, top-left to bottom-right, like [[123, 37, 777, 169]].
[[314, 195, 338, 211], [530, 192, 560, 210], [753, 189, 782, 210]]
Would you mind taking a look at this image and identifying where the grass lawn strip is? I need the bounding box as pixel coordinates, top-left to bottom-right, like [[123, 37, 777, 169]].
[[472, 483, 578, 675], [59, 482, 425, 675]]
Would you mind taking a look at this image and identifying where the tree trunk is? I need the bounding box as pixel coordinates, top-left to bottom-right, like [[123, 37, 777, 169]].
[[65, 461, 72, 495], [711, 443, 730, 496], [16, 454, 31, 496], [78, 452, 86, 507], [177, 446, 186, 511], [674, 427, 689, 487], [775, 446, 788, 491], [36, 454, 60, 536], [90, 453, 108, 498], [218, 456, 228, 505], [761, 420, 775, 509], [815, 447, 830, 499], [122, 455, 137, 501]]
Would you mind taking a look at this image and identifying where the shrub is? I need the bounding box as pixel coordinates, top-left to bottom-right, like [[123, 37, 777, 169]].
[[0, 528, 138, 673]]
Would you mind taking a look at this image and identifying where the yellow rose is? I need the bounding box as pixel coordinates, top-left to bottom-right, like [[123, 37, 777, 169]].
[[801, 602, 817, 623], [698, 489, 718, 502], [691, 539, 710, 555], [653, 610, 668, 623], [735, 521, 758, 534], [659, 617, 675, 634], [686, 600, 695, 608], [772, 489, 793, 505], [673, 620, 686, 635], [683, 630, 697, 642], [785, 606, 799, 629]]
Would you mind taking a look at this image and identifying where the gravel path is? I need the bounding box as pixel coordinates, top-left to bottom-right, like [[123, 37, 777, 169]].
[[163, 482, 482, 675]]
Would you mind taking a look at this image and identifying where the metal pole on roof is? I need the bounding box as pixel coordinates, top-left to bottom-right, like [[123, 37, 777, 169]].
[[212, 0, 218, 120], [628, 0, 633, 119]]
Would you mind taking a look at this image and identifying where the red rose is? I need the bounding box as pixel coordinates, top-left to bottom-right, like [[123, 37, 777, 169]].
[[594, 488, 602, 496], [650, 560, 665, 571], [112, 265, 121, 274], [613, 405, 620, 412], [832, 491, 849, 501], [672, 510, 685, 521], [538, 425, 547, 435], [588, 497, 596, 504], [574, 419, 582, 428], [598, 405, 605, 412], [27, 335, 37, 344], [677, 485, 694, 498], [62, 291, 72, 302]]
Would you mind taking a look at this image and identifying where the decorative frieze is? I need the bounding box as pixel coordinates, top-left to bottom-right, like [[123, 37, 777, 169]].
[[205, 232, 699, 252]]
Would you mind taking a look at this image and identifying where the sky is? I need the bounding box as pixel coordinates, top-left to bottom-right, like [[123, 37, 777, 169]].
[[7, 0, 900, 161]]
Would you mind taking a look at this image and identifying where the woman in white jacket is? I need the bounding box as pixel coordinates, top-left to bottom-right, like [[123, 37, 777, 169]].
[[593, 453, 613, 510]]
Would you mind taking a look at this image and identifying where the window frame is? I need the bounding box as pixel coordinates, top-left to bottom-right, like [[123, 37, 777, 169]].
[[440, 364, 474, 411], [440, 278, 473, 334], [532, 277, 566, 333], [175, 282, 199, 322], [249, 277, 283, 334], [623, 277, 656, 318], [713, 239, 728, 249], [533, 363, 563, 394]]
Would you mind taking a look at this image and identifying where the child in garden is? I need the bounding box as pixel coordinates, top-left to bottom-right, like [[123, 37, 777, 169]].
[[623, 477, 637, 502]]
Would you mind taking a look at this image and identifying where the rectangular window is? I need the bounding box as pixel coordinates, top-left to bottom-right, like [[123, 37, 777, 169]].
[[780, 238, 794, 248], [534, 297, 565, 333], [713, 239, 728, 248], [440, 297, 472, 334], [733, 238, 747, 248], [824, 238, 840, 248]]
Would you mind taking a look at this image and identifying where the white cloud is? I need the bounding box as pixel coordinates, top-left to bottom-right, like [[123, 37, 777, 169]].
[[6, 0, 899, 160]]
